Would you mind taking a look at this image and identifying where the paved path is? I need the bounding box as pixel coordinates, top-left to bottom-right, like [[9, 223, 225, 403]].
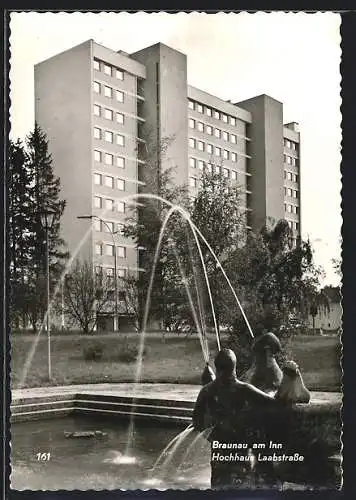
[[12, 383, 342, 405]]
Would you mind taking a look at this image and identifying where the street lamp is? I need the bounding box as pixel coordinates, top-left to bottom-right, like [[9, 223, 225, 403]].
[[40, 208, 56, 381], [77, 215, 119, 332]]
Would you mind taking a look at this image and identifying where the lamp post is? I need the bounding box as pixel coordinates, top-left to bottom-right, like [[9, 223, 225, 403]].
[[40, 208, 56, 381], [77, 215, 119, 331]]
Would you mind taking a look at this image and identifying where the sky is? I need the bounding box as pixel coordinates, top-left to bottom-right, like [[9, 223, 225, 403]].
[[9, 12, 342, 285]]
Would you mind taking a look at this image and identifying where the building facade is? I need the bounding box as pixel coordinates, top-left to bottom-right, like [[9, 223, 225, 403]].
[[35, 39, 302, 329]]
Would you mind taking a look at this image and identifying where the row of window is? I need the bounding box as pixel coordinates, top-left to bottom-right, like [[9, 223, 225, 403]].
[[189, 138, 242, 162], [93, 219, 124, 234], [285, 204, 299, 215], [286, 220, 300, 231], [284, 139, 298, 151], [95, 266, 127, 279], [93, 81, 125, 102], [94, 150, 125, 168], [284, 155, 298, 166], [94, 173, 125, 191], [188, 100, 239, 127], [94, 127, 125, 146], [94, 104, 125, 124], [189, 158, 239, 180], [94, 196, 126, 213], [95, 242, 127, 258], [94, 59, 125, 81], [284, 171, 299, 183], [189, 119, 241, 144], [284, 187, 299, 199]]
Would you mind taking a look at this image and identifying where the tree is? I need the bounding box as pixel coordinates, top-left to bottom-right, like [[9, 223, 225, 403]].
[[62, 260, 114, 335], [8, 139, 32, 327], [25, 124, 69, 331], [123, 127, 190, 329], [189, 167, 246, 332], [223, 220, 324, 374]]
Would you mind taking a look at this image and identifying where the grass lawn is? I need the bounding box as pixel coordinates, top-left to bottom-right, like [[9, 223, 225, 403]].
[[10, 332, 342, 391]]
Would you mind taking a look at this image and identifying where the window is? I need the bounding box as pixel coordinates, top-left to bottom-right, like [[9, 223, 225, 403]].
[[295, 206, 299, 214], [94, 196, 102, 208], [117, 179, 125, 191], [105, 153, 113, 165], [117, 223, 124, 234], [294, 174, 299, 183], [189, 138, 196, 148], [287, 205, 292, 213], [214, 110, 220, 120], [118, 201, 125, 213], [95, 243, 102, 255], [286, 140, 291, 149], [94, 150, 101, 162], [104, 86, 112, 98], [231, 134, 237, 144], [223, 131, 229, 141], [104, 64, 112, 76], [215, 128, 221, 139], [189, 177, 197, 188], [230, 116, 236, 126], [287, 156, 292, 165], [231, 170, 237, 180], [206, 107, 212, 117], [117, 246, 126, 258], [94, 104, 101, 116], [222, 114, 228, 123], [223, 168, 229, 178], [116, 90, 124, 102], [116, 156, 125, 168], [189, 157, 196, 168], [207, 163, 213, 174], [197, 122, 204, 132], [231, 152, 237, 162], [188, 100, 195, 110], [287, 188, 292, 197], [94, 127, 101, 139], [287, 172, 293, 181], [105, 131, 113, 143], [106, 199, 114, 211], [223, 150, 229, 160], [116, 134, 125, 146], [197, 103, 203, 113], [215, 146, 221, 157], [284, 203, 287, 212], [295, 222, 299, 231], [197, 141, 204, 151], [94, 173, 102, 185], [215, 165, 221, 174], [294, 190, 298, 198], [106, 267, 114, 278], [284, 171, 287, 179], [284, 187, 287, 196], [116, 68, 124, 80], [117, 268, 126, 278], [206, 125, 213, 135], [104, 108, 113, 120], [93, 59, 100, 71], [105, 176, 114, 188], [198, 160, 205, 170], [93, 81, 100, 93], [116, 112, 124, 124], [207, 144, 213, 154], [95, 266, 102, 276], [106, 244, 114, 257], [291, 157, 296, 166], [189, 118, 195, 129], [104, 222, 114, 234], [94, 219, 101, 232]]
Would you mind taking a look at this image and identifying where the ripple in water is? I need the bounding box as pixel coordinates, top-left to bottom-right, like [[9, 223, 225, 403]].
[[104, 451, 138, 465]]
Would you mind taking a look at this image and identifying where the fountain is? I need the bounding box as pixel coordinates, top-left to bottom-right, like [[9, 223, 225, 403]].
[[13, 193, 341, 490]]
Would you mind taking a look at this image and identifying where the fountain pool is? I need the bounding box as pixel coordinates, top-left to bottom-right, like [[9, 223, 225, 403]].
[[11, 415, 211, 490]]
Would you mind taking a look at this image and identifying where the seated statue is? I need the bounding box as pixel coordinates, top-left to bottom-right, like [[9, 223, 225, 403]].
[[193, 348, 284, 489]]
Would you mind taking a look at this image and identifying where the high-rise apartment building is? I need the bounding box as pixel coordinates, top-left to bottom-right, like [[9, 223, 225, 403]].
[[35, 40, 301, 329]]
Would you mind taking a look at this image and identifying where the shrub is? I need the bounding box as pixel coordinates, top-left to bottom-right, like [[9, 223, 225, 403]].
[[83, 342, 104, 361], [111, 343, 149, 363]]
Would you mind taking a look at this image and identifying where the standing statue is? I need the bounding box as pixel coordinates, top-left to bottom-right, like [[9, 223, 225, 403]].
[[243, 332, 283, 393]]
